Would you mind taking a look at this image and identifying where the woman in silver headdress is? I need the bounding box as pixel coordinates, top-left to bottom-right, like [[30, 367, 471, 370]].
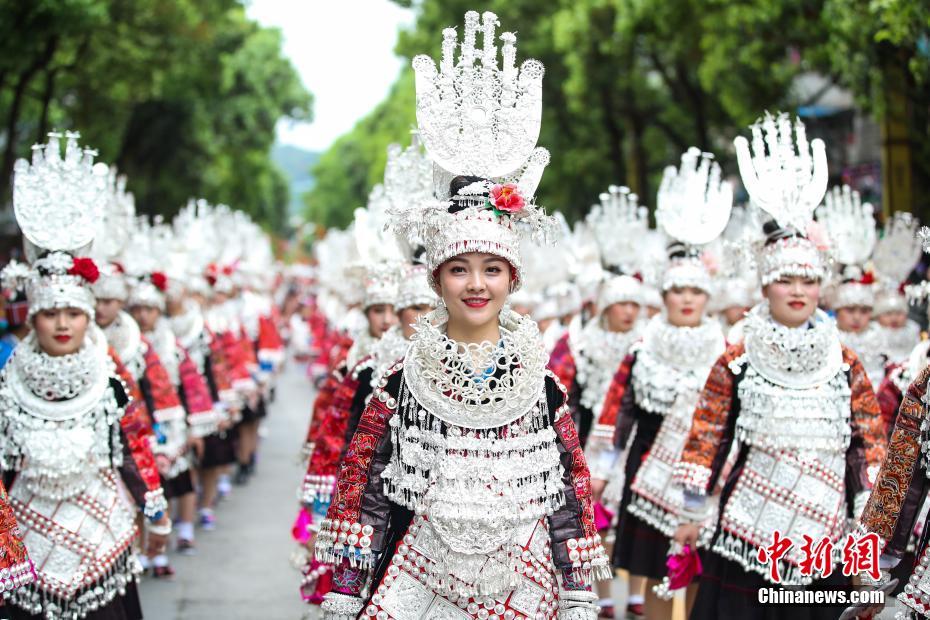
[[0, 133, 170, 619], [673, 115, 886, 620], [314, 12, 609, 620]]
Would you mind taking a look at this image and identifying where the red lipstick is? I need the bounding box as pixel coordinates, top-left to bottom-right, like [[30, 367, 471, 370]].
[[53, 335, 71, 343], [463, 298, 489, 308]]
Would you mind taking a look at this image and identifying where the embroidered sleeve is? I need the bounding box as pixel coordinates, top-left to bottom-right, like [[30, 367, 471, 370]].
[[584, 353, 634, 480], [302, 370, 361, 506], [859, 364, 930, 547], [844, 346, 887, 496], [315, 375, 398, 570], [110, 348, 166, 519], [673, 344, 742, 496], [0, 478, 33, 593], [141, 341, 186, 425], [220, 330, 256, 394], [239, 326, 260, 373], [547, 333, 577, 393], [177, 347, 223, 437], [546, 374, 611, 585], [206, 329, 239, 410], [257, 314, 285, 368], [303, 374, 339, 460], [876, 371, 904, 438]]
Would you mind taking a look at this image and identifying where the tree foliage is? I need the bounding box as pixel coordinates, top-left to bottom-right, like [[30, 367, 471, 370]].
[[0, 0, 312, 234], [305, 0, 929, 225]]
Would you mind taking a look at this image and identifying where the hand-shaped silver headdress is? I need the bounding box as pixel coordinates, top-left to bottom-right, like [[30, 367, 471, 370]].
[[734, 113, 828, 233], [413, 10, 544, 185], [873, 212, 922, 285], [392, 10, 557, 293], [656, 147, 732, 246], [14, 131, 109, 261], [586, 185, 647, 273], [815, 185, 876, 267]]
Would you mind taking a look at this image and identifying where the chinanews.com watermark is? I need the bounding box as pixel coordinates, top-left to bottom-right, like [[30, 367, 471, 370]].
[[757, 587, 884, 607], [753, 529, 886, 607]]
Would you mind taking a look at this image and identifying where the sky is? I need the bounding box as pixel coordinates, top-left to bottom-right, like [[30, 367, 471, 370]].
[[246, 0, 415, 153]]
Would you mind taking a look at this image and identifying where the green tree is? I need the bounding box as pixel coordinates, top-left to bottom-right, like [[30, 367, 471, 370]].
[[0, 0, 312, 234], [304, 68, 416, 229], [304, 0, 929, 227]]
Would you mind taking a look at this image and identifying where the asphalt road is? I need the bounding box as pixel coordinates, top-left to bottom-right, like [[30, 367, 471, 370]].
[[139, 361, 311, 620]]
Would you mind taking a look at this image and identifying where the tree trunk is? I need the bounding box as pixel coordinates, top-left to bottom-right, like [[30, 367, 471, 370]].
[[35, 67, 58, 143], [675, 61, 709, 151], [598, 83, 626, 186], [626, 110, 649, 204], [879, 47, 913, 219], [0, 35, 59, 206]]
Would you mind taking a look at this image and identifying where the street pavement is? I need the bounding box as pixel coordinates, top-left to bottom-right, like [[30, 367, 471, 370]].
[[139, 361, 311, 620]]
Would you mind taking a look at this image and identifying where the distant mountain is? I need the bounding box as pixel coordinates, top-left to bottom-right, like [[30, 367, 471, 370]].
[[272, 143, 320, 216]]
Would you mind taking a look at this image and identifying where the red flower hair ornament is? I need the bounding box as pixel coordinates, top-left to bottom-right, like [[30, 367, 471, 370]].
[[150, 272, 168, 292], [489, 183, 525, 215], [67, 257, 100, 284]]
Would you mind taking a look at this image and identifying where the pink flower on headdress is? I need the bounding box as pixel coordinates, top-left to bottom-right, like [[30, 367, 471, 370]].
[[490, 183, 525, 214], [805, 221, 830, 252], [700, 250, 720, 276], [67, 257, 99, 284]]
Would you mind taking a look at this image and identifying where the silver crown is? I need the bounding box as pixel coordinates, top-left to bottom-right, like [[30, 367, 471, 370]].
[[586, 185, 647, 273], [393, 10, 557, 293], [815, 184, 875, 267], [12, 132, 107, 319], [656, 148, 732, 293], [757, 235, 826, 286], [396, 264, 439, 311], [14, 131, 109, 262], [873, 211, 921, 285], [598, 274, 643, 310], [92, 166, 136, 263], [656, 147, 732, 246], [383, 133, 433, 211], [413, 10, 545, 187], [734, 113, 828, 233]]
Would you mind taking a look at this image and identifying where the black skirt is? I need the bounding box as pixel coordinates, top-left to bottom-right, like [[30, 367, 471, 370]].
[[613, 512, 671, 580], [239, 396, 268, 423], [161, 468, 194, 499], [200, 431, 237, 468], [689, 549, 852, 620], [6, 580, 143, 620], [612, 412, 666, 579]]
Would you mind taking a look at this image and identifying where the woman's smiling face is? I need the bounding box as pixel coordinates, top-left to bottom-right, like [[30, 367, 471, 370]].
[[436, 252, 511, 335]]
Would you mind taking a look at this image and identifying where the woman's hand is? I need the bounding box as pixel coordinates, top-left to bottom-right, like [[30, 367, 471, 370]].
[[590, 479, 607, 504], [673, 523, 700, 548], [146, 514, 171, 556]]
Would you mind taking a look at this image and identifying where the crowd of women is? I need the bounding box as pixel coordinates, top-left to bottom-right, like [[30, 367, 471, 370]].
[[289, 10, 930, 620], [0, 132, 288, 618], [3, 8, 930, 620]]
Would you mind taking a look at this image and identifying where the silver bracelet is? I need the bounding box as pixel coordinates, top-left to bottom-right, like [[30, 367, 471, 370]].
[[559, 590, 598, 620], [320, 592, 365, 620], [860, 569, 891, 588], [146, 518, 172, 537]]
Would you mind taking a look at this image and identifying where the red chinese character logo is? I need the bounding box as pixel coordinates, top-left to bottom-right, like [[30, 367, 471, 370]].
[[799, 535, 834, 578], [841, 532, 881, 581], [756, 531, 794, 583]]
